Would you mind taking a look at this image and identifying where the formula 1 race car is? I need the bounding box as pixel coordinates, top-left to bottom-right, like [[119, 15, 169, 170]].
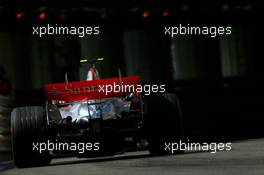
[[11, 58, 184, 168]]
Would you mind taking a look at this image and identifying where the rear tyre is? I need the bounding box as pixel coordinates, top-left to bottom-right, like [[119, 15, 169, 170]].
[[11, 106, 51, 168], [144, 93, 184, 155]]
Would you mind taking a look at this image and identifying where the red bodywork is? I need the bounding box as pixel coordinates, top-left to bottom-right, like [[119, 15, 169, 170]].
[[44, 76, 140, 102]]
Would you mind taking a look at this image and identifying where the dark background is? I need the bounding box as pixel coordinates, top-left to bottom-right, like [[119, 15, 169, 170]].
[[0, 0, 264, 141]]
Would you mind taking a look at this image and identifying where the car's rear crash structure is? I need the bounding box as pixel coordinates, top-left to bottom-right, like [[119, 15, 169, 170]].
[[11, 61, 183, 168]]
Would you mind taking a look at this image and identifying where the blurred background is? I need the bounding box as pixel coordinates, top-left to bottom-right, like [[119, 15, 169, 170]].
[[0, 0, 264, 161]]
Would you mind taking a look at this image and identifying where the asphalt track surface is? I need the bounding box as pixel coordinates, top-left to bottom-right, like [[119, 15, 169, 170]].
[[1, 138, 264, 175]]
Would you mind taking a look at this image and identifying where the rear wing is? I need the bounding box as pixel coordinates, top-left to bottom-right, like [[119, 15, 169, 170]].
[[44, 76, 140, 102]]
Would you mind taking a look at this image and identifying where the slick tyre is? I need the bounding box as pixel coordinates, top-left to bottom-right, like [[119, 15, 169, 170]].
[[11, 106, 51, 168], [144, 93, 184, 155]]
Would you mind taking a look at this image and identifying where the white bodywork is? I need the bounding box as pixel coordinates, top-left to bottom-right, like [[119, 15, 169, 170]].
[[58, 98, 131, 122]]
